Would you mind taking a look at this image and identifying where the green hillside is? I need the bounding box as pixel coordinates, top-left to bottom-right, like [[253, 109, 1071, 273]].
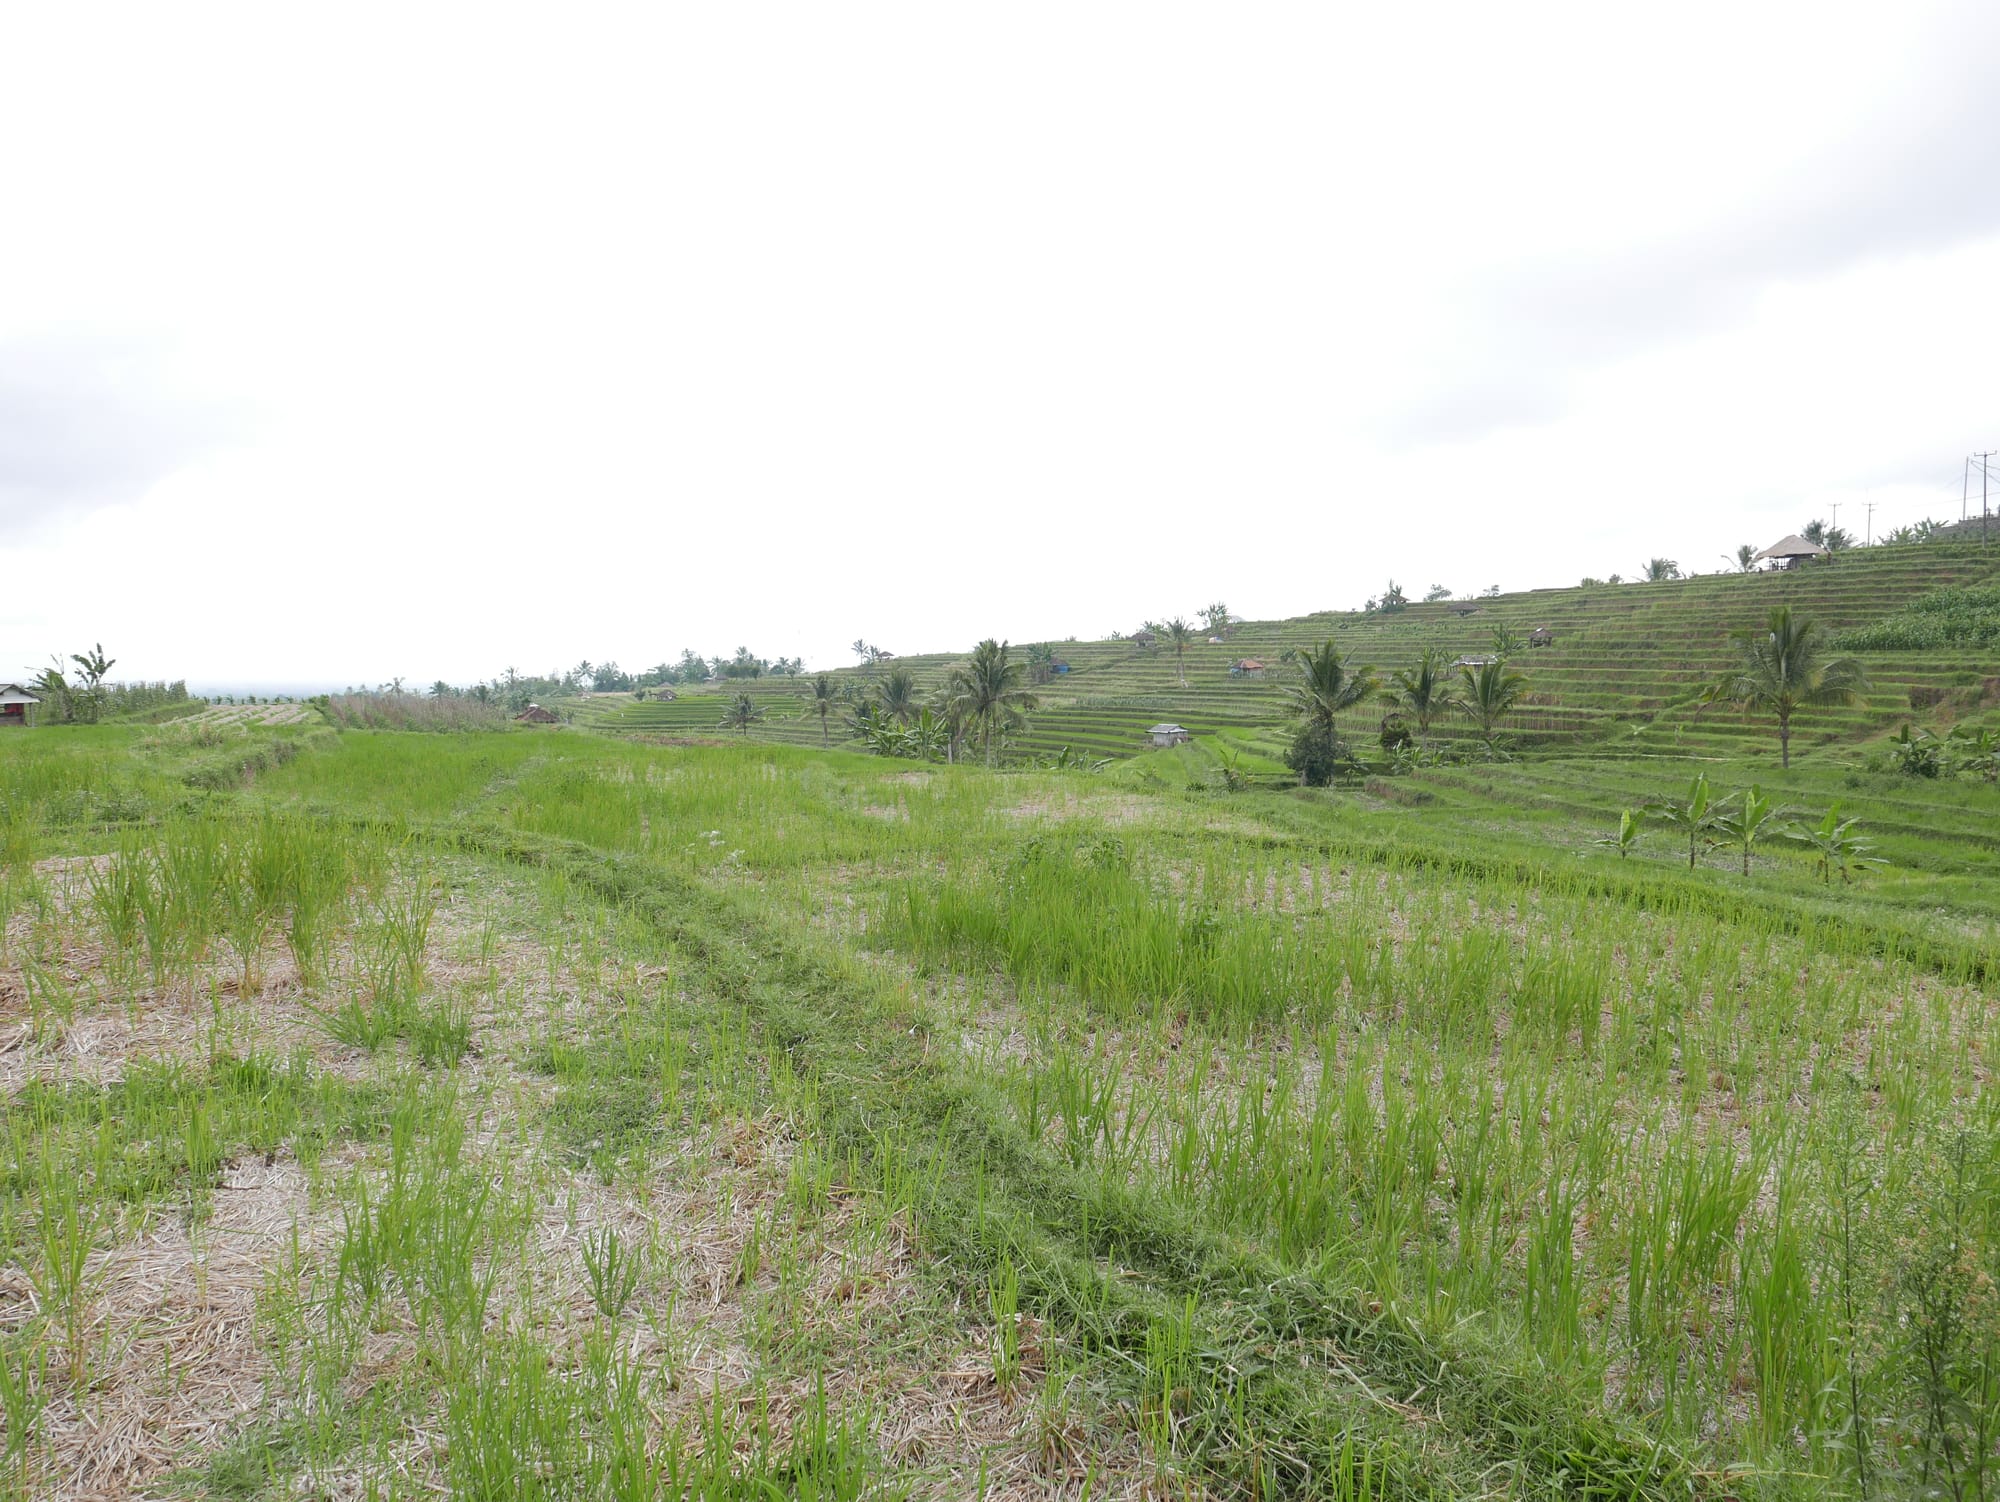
[[583, 539, 2000, 768]]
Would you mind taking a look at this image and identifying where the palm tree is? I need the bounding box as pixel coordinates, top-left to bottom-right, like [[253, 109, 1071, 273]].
[[719, 693, 764, 736], [1723, 545, 1756, 573], [1459, 658, 1528, 747], [875, 666, 920, 726], [1382, 647, 1458, 747], [1161, 617, 1195, 687], [801, 673, 844, 747], [1724, 605, 1868, 769], [947, 639, 1038, 765], [1642, 558, 1681, 583], [927, 688, 971, 764], [1286, 639, 1379, 731]]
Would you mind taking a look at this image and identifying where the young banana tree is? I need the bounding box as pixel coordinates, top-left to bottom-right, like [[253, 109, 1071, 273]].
[[1642, 772, 1730, 870], [1594, 808, 1643, 858], [1712, 785, 1789, 875], [1783, 806, 1886, 884]]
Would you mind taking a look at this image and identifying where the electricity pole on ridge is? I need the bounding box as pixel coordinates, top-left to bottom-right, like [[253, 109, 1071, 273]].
[[1981, 452, 1995, 547]]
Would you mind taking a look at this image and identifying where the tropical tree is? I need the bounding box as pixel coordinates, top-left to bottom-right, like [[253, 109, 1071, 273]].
[[1594, 808, 1644, 858], [1285, 722, 1358, 787], [1643, 773, 1730, 870], [1712, 785, 1790, 875], [31, 661, 72, 723], [1724, 544, 1757, 573], [1424, 584, 1453, 602], [1159, 617, 1195, 687], [718, 693, 764, 736], [927, 688, 972, 765], [1887, 723, 1946, 778], [1025, 642, 1057, 685], [1784, 806, 1884, 884], [1377, 581, 1409, 614], [802, 673, 845, 747], [948, 639, 1038, 766], [1286, 639, 1378, 731], [1723, 606, 1868, 769], [1382, 647, 1458, 747], [1200, 602, 1231, 634], [875, 666, 920, 726], [1459, 658, 1528, 747], [1802, 520, 1855, 552], [1642, 558, 1681, 582]]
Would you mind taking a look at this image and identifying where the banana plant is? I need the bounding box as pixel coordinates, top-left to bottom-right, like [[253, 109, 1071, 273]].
[[1947, 725, 2000, 782], [1712, 785, 1790, 875], [1594, 808, 1643, 859], [1642, 773, 1731, 870], [1887, 723, 1946, 778], [1783, 806, 1886, 885]]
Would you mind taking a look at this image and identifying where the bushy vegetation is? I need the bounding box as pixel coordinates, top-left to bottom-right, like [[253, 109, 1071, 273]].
[[319, 692, 510, 731], [1832, 581, 2000, 650]]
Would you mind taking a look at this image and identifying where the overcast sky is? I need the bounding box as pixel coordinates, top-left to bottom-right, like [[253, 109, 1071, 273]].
[[3, 4, 1997, 689]]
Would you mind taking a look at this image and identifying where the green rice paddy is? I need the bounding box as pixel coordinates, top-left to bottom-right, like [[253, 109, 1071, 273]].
[[1, 545, 1999, 1495]]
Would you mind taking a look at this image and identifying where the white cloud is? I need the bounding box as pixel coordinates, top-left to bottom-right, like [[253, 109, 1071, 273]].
[[1, 2, 1995, 686]]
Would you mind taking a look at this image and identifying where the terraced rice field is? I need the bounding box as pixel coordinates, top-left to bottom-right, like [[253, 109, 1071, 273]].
[[583, 541, 2000, 766]]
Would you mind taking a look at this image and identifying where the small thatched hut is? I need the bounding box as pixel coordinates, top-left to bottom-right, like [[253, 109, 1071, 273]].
[[1752, 534, 1830, 568]]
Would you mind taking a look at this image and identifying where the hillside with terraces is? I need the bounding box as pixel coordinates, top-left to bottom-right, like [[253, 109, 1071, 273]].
[[577, 539, 2000, 770]]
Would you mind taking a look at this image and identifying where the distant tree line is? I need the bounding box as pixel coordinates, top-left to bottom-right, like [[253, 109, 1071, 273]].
[[412, 648, 805, 711]]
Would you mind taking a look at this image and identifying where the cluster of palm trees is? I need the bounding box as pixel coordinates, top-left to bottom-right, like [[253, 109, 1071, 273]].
[[1283, 640, 1530, 775], [803, 640, 1037, 764]]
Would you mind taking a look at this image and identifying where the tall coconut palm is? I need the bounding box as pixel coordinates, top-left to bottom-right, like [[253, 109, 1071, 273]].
[[1161, 617, 1195, 687], [1723, 544, 1756, 573], [719, 693, 763, 736], [1725, 605, 1868, 769], [1460, 658, 1528, 747], [875, 666, 920, 726], [948, 639, 1038, 765], [1383, 647, 1458, 747], [801, 673, 844, 747], [1286, 640, 1379, 732]]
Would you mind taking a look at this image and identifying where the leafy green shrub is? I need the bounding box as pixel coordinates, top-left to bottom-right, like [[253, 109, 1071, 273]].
[[1831, 583, 2000, 650], [1284, 723, 1357, 787]]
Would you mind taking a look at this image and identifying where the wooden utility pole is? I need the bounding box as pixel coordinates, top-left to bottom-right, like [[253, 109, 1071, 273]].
[[1981, 452, 1995, 547]]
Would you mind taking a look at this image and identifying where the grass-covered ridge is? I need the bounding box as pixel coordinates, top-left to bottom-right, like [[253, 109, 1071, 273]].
[[576, 539, 2000, 766]]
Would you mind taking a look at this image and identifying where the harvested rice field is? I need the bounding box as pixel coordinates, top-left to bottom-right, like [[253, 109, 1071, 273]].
[[2, 725, 1998, 1499]]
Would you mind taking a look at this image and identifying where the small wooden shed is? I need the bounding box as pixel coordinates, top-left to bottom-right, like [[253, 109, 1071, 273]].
[[1528, 627, 1555, 648], [515, 703, 560, 724], [1230, 658, 1266, 677], [1148, 723, 1192, 748]]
